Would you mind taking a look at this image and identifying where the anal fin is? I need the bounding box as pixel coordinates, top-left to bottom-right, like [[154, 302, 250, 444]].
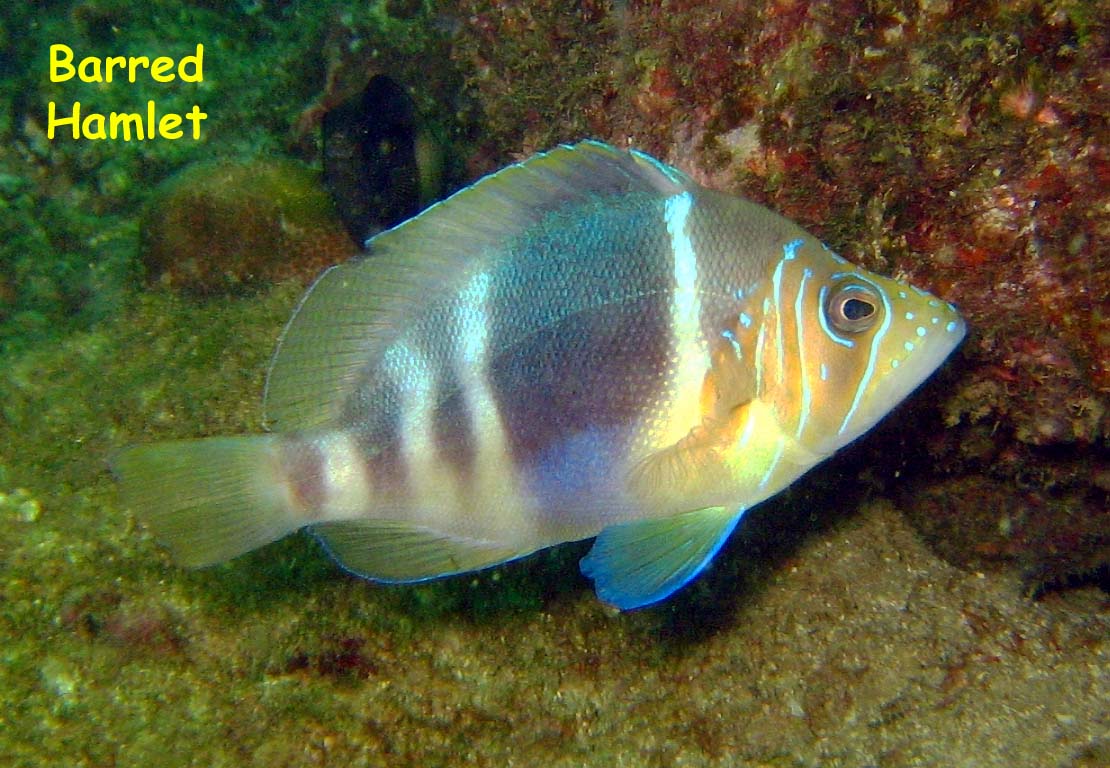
[[580, 506, 743, 610], [312, 520, 535, 583]]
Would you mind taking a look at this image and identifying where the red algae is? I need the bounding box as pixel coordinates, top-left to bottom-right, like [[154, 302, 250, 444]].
[[452, 0, 1107, 584]]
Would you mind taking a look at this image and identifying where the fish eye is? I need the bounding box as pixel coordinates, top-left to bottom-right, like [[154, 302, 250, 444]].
[[825, 283, 879, 334]]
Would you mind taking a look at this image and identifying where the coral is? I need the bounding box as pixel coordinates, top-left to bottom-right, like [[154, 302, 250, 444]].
[[140, 158, 356, 295]]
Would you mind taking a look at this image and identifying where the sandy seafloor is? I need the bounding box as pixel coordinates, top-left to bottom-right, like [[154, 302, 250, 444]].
[[0, 290, 1106, 766]]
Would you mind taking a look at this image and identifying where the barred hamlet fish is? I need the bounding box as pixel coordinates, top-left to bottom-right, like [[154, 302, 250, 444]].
[[113, 141, 966, 610]]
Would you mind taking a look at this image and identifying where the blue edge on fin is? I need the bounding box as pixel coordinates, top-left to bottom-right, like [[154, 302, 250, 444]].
[[579, 507, 745, 611], [311, 505, 744, 612]]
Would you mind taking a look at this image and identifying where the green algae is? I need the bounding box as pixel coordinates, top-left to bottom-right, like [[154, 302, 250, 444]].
[[1, 0, 460, 353]]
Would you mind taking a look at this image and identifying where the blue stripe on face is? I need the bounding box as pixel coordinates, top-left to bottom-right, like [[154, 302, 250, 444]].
[[783, 238, 804, 260], [721, 328, 742, 357], [837, 275, 893, 436], [817, 285, 855, 349], [794, 267, 813, 440], [772, 259, 787, 377], [754, 323, 766, 393], [756, 296, 772, 392], [820, 241, 849, 264]]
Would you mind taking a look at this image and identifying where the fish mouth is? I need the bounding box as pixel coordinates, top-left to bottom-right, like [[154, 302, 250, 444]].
[[831, 312, 967, 451]]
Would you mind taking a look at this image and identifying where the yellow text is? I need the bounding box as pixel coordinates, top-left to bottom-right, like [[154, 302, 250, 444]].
[[49, 43, 204, 83], [47, 101, 207, 141]]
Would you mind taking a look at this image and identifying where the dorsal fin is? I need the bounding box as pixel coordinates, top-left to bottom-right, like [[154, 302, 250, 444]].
[[263, 140, 691, 431]]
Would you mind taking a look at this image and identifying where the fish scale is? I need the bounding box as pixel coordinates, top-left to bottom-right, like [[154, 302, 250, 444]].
[[113, 141, 966, 610]]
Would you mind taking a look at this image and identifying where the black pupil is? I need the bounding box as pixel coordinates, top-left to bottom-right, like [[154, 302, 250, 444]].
[[842, 297, 874, 320]]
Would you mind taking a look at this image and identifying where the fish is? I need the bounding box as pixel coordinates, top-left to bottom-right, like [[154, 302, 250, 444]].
[[113, 141, 966, 610], [322, 74, 424, 245]]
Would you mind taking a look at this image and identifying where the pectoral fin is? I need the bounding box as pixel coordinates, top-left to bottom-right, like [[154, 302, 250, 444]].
[[580, 505, 744, 610]]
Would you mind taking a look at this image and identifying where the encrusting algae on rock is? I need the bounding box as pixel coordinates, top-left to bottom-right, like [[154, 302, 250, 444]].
[[114, 141, 965, 610], [140, 157, 357, 295], [445, 0, 1110, 590]]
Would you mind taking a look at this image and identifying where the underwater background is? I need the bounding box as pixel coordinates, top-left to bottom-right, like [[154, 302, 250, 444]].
[[0, 1, 1106, 766]]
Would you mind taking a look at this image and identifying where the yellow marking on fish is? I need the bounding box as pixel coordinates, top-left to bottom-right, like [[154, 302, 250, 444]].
[[721, 398, 822, 502]]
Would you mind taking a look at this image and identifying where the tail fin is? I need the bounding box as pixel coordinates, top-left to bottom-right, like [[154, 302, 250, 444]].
[[111, 436, 301, 567]]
